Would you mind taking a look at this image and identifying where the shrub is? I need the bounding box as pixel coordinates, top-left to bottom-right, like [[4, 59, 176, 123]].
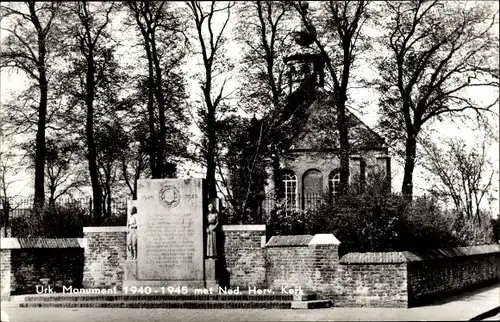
[[448, 209, 498, 245], [99, 211, 127, 226], [396, 196, 460, 251], [11, 202, 89, 238], [492, 218, 499, 243], [304, 193, 408, 255], [266, 191, 496, 254], [266, 201, 308, 236], [10, 209, 45, 238]]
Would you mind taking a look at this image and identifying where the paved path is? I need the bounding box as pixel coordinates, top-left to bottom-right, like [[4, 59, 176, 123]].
[[2, 285, 498, 322], [483, 312, 500, 321]]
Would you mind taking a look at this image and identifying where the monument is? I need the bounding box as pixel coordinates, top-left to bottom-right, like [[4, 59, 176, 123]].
[[124, 178, 218, 289]]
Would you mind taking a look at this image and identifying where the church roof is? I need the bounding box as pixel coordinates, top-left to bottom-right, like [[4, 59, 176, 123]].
[[289, 88, 386, 152]]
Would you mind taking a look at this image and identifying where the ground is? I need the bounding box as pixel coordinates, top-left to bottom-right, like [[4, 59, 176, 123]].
[[2, 285, 498, 322]]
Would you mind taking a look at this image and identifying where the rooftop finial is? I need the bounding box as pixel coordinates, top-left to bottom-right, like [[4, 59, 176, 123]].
[[293, 1, 316, 47]]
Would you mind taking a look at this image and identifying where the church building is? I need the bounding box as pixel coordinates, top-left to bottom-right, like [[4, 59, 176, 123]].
[[263, 8, 391, 213]]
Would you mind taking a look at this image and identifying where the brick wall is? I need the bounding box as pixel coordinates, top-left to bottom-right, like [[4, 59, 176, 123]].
[[336, 246, 500, 308], [0, 238, 85, 297], [2, 228, 497, 309], [406, 245, 500, 306], [309, 244, 341, 300], [83, 227, 127, 289], [222, 225, 266, 288], [266, 245, 315, 291], [10, 248, 84, 295], [265, 234, 341, 299], [1, 249, 11, 299], [338, 252, 408, 307]]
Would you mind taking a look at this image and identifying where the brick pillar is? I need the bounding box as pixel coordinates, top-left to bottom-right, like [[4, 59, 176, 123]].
[[83, 227, 127, 289], [1, 238, 20, 300], [1, 249, 11, 299], [308, 234, 341, 300], [222, 225, 267, 288]]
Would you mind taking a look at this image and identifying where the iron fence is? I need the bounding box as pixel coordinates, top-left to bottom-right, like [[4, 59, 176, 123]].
[[258, 193, 337, 222], [0, 196, 129, 219], [261, 193, 334, 210]]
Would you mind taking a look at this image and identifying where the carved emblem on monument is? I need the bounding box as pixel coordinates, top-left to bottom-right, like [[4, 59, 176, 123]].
[[159, 184, 180, 208]]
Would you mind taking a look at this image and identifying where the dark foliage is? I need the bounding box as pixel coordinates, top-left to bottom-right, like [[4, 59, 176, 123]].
[[9, 198, 127, 237], [11, 203, 89, 238], [219, 77, 318, 224], [267, 192, 497, 256]]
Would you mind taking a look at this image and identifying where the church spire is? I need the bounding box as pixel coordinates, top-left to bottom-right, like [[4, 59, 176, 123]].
[[285, 2, 325, 94]]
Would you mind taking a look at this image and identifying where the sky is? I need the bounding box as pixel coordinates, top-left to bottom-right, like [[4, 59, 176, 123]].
[[0, 1, 498, 215]]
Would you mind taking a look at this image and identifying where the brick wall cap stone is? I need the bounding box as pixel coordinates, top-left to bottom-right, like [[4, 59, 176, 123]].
[[0, 238, 21, 249], [78, 238, 87, 248], [308, 234, 340, 245], [83, 226, 127, 233], [266, 235, 314, 247], [340, 252, 406, 264], [339, 244, 499, 264], [222, 225, 266, 231], [1, 238, 86, 249], [402, 244, 499, 262]]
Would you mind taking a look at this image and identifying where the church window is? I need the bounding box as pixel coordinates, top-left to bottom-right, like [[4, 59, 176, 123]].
[[282, 170, 297, 209], [329, 169, 340, 200]]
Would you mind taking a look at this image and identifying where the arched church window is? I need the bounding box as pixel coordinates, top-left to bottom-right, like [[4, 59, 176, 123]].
[[329, 169, 340, 201], [303, 169, 323, 209], [281, 170, 297, 209]]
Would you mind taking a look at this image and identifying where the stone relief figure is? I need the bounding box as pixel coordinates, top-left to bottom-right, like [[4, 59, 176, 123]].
[[127, 206, 138, 260], [206, 201, 219, 258]]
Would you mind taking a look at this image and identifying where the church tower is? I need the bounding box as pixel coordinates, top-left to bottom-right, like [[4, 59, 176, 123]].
[[285, 2, 325, 94]]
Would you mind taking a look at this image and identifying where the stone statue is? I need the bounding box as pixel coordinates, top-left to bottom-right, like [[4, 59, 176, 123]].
[[127, 206, 138, 260], [206, 201, 219, 258]]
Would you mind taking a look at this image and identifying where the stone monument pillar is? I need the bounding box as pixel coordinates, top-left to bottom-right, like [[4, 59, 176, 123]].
[[123, 178, 213, 290]]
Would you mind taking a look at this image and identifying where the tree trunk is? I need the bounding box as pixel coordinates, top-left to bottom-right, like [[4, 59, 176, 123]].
[[402, 134, 417, 199], [34, 70, 48, 209], [86, 49, 103, 224], [133, 177, 138, 200], [150, 35, 167, 178], [48, 185, 56, 209], [272, 154, 281, 197], [104, 168, 112, 218], [107, 188, 112, 218], [144, 42, 158, 178], [29, 0, 48, 210], [206, 108, 217, 198], [336, 91, 350, 196]]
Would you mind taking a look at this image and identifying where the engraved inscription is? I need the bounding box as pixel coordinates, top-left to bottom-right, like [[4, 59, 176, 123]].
[[184, 194, 198, 201], [143, 214, 196, 269]]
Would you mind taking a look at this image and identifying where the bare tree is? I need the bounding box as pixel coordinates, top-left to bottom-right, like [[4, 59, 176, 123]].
[[422, 136, 497, 224], [186, 1, 235, 198], [121, 136, 149, 200], [124, 1, 189, 179], [61, 1, 117, 224], [20, 137, 87, 206], [293, 0, 371, 196], [376, 0, 499, 198], [0, 1, 61, 207], [95, 121, 129, 218], [0, 146, 26, 237], [235, 1, 293, 112], [213, 1, 294, 222]]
